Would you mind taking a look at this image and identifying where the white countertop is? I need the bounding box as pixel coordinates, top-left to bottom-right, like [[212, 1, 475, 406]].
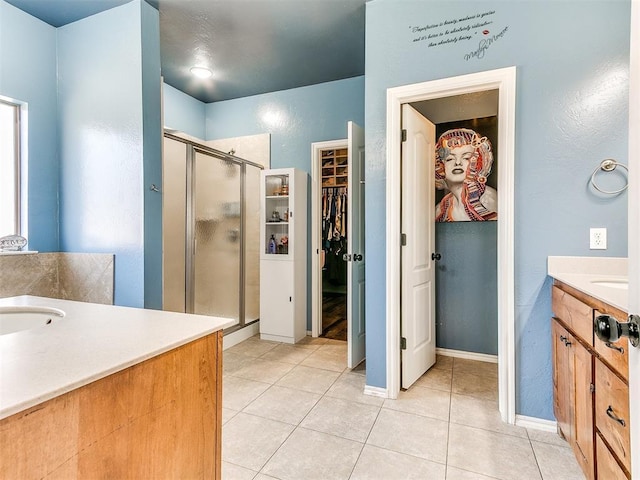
[[547, 256, 628, 312], [0, 296, 234, 420]]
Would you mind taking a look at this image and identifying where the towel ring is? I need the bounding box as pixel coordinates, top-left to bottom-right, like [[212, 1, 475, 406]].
[[590, 159, 628, 195]]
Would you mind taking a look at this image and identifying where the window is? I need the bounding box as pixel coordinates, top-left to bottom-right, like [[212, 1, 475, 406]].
[[0, 99, 21, 237]]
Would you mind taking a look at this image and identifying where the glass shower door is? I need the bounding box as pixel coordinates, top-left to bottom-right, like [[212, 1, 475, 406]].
[[244, 164, 261, 323], [193, 150, 242, 325]]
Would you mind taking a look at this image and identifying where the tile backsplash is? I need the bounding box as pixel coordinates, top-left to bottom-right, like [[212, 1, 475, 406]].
[[0, 253, 114, 304]]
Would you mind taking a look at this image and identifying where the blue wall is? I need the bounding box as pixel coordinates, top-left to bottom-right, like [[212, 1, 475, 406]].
[[57, 0, 162, 308], [435, 222, 497, 355], [205, 76, 365, 165], [163, 83, 206, 140], [0, 1, 58, 252], [365, 0, 630, 419], [205, 76, 365, 326]]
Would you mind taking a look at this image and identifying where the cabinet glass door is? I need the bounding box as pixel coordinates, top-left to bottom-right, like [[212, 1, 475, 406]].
[[264, 173, 291, 256]]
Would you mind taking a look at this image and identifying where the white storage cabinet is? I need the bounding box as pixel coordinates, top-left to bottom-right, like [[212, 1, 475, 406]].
[[259, 168, 307, 343]]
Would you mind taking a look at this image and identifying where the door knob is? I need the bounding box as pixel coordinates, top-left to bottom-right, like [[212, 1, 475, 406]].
[[342, 254, 351, 262], [353, 254, 363, 261], [431, 252, 441, 261], [594, 314, 640, 348]]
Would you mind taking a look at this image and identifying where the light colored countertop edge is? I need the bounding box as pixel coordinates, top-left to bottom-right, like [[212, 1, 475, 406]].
[[547, 256, 628, 312], [0, 296, 235, 420]]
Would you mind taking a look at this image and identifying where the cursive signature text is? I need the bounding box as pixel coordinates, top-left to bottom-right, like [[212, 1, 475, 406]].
[[464, 25, 508, 60]]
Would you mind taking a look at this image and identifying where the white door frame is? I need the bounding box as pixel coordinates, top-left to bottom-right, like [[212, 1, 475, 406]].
[[386, 67, 517, 423], [311, 139, 347, 337]]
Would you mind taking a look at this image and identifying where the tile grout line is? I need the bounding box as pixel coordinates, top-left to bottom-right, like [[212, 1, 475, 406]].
[[225, 341, 559, 480], [346, 405, 384, 480], [231, 341, 349, 477], [527, 430, 546, 480], [444, 371, 453, 480], [254, 364, 355, 478]]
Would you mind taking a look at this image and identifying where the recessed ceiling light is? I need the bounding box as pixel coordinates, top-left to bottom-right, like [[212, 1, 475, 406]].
[[190, 66, 212, 79]]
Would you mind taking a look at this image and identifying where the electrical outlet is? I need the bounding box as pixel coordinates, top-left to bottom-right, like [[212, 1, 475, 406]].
[[590, 228, 607, 250]]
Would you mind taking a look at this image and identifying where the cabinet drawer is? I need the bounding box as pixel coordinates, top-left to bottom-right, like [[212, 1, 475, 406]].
[[595, 360, 630, 472], [552, 286, 593, 345], [594, 310, 629, 381], [596, 434, 629, 480]]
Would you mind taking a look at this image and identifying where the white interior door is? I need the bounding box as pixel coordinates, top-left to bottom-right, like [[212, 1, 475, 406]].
[[401, 105, 436, 389], [627, 0, 639, 472], [347, 121, 366, 368]]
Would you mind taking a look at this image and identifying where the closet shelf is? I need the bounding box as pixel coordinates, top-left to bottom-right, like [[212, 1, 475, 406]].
[[321, 147, 348, 188]]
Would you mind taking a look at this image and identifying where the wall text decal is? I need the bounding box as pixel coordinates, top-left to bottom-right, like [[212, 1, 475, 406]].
[[409, 10, 508, 61]]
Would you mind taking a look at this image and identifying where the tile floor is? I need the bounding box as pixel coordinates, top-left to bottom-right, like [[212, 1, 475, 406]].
[[222, 335, 585, 480]]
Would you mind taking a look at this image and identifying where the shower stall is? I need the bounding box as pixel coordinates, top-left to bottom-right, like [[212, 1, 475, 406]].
[[162, 132, 263, 332]]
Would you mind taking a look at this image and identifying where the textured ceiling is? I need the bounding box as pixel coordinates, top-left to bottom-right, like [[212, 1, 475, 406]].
[[6, 0, 366, 103]]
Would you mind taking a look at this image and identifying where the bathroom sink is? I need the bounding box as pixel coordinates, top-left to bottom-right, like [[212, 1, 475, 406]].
[[0, 306, 65, 335], [590, 279, 628, 290]]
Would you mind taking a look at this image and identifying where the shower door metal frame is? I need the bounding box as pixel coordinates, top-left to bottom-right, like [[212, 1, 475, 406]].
[[164, 132, 263, 334]]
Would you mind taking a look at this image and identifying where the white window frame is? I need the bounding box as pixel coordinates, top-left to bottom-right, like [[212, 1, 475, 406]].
[[0, 96, 25, 237]]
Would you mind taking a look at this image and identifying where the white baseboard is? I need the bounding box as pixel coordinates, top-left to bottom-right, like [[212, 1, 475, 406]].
[[515, 414, 557, 432], [364, 385, 388, 399], [436, 347, 498, 364], [223, 322, 260, 350]]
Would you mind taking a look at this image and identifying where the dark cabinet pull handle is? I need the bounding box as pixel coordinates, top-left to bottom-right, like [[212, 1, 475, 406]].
[[606, 406, 626, 427], [560, 335, 572, 347], [431, 252, 441, 261], [605, 342, 625, 354]]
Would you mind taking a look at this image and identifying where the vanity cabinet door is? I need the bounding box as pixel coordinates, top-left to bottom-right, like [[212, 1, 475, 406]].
[[552, 319, 574, 443], [552, 318, 594, 478], [572, 338, 594, 478]]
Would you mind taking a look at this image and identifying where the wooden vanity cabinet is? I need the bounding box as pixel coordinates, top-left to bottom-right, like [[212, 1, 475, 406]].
[[0, 332, 223, 479], [552, 282, 631, 480]]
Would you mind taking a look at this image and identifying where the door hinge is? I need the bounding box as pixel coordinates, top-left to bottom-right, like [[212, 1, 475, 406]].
[[590, 383, 595, 394], [401, 337, 407, 350], [401, 129, 407, 142], [401, 233, 407, 246]]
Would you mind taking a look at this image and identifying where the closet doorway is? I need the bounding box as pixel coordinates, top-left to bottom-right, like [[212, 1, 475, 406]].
[[311, 122, 365, 369], [319, 144, 348, 341], [386, 68, 516, 423]]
